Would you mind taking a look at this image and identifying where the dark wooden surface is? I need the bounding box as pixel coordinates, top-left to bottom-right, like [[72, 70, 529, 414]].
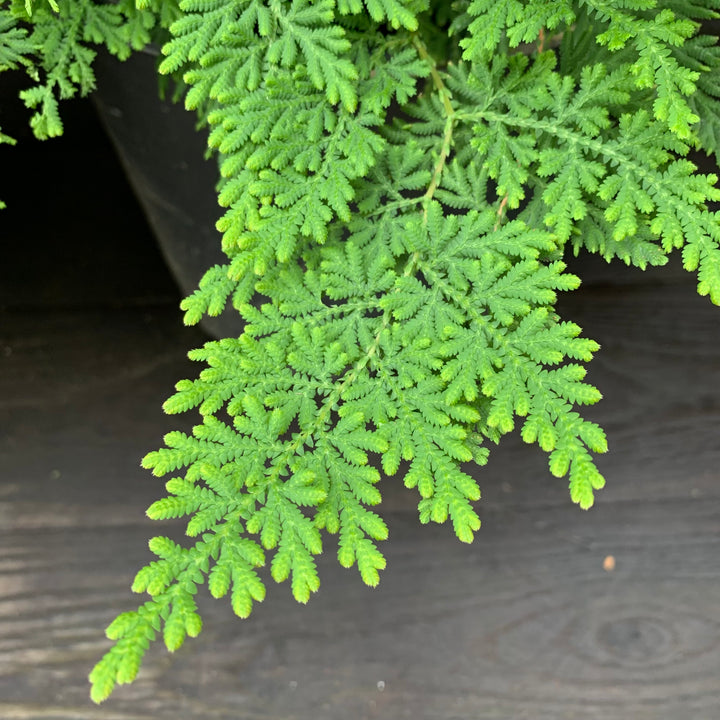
[[1, 258, 719, 719]]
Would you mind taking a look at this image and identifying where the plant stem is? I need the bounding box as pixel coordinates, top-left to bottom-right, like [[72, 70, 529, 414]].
[[412, 34, 456, 217], [494, 193, 510, 231]]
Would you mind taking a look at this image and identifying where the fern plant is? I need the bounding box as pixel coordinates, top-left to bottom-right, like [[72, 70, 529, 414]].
[[2, 0, 720, 703]]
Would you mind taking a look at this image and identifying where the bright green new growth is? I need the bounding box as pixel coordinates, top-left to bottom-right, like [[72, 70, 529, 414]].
[[2, 0, 720, 703]]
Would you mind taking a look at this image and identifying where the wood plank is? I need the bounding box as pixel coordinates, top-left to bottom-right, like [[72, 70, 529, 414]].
[[0, 269, 719, 718]]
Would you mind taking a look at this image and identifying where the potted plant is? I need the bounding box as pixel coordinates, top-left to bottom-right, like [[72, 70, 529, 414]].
[[1, 0, 719, 703]]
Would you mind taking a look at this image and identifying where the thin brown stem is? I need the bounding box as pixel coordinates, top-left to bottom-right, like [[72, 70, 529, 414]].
[[494, 193, 509, 231]]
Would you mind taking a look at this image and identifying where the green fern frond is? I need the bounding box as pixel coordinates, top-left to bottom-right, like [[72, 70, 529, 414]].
[[7, 0, 159, 139], [5, 0, 704, 702], [91, 178, 611, 694], [162, 0, 359, 108], [660, 0, 720, 22], [448, 55, 720, 302], [458, 0, 707, 139], [459, 0, 575, 60], [337, 0, 423, 30], [674, 32, 720, 161], [146, 0, 434, 320], [23, 0, 58, 15], [0, 9, 36, 69]]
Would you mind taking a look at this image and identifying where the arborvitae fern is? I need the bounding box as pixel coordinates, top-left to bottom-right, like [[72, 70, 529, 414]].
[[2, 0, 720, 703]]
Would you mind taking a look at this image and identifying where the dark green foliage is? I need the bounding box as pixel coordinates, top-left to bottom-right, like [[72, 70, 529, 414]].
[[2, 0, 166, 137], [2, 0, 720, 703]]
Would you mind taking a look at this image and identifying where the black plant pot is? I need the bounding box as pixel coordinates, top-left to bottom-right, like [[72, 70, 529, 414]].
[[92, 47, 243, 338]]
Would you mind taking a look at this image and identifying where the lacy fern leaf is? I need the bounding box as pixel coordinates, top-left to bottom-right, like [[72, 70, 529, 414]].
[[2, 0, 718, 703], [6, 0, 156, 138], [84, 0, 720, 701]]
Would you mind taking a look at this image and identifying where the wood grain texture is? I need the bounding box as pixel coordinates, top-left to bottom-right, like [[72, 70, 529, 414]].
[[1, 263, 719, 719]]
